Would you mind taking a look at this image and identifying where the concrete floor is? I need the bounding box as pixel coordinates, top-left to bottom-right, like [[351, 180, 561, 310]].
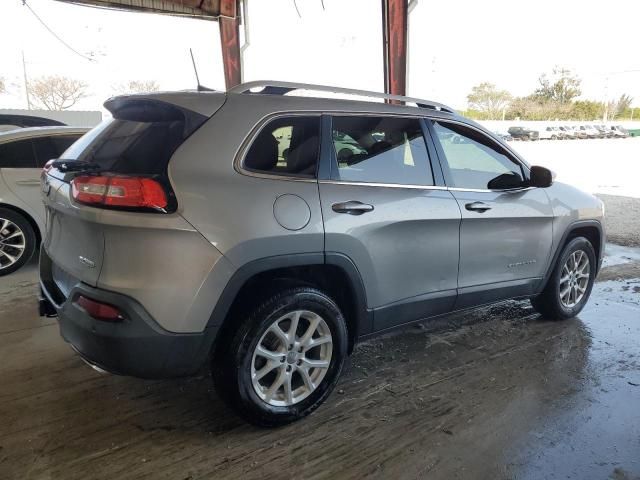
[[1, 246, 639, 480]]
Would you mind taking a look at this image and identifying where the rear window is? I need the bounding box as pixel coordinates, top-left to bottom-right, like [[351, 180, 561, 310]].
[[243, 116, 320, 178], [59, 100, 206, 175]]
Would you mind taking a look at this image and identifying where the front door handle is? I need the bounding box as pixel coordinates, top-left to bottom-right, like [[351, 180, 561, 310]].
[[332, 201, 374, 215], [465, 201, 492, 213]]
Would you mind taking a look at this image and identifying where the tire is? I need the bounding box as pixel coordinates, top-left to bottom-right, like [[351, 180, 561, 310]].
[[0, 207, 36, 276], [531, 237, 597, 320], [212, 287, 348, 427], [551, 135, 558, 140]]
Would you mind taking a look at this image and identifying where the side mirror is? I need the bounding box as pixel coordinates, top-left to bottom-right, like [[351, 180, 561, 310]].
[[487, 172, 524, 190], [529, 165, 553, 188]]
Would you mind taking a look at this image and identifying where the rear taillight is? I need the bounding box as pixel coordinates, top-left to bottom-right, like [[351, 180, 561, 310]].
[[71, 175, 168, 211], [75, 295, 123, 322]]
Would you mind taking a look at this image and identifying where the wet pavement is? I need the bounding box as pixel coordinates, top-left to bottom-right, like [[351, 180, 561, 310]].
[[1, 249, 639, 480]]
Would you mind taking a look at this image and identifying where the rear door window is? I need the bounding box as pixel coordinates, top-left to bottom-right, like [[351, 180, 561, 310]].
[[0, 139, 37, 168], [331, 116, 433, 186], [244, 116, 321, 177]]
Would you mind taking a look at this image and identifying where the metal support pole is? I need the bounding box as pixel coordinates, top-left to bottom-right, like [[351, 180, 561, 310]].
[[219, 0, 242, 90], [381, 0, 408, 98], [22, 50, 32, 110]]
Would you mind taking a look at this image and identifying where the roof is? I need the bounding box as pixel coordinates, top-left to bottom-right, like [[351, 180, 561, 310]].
[[104, 81, 459, 120], [53, 0, 223, 19], [0, 126, 90, 143]]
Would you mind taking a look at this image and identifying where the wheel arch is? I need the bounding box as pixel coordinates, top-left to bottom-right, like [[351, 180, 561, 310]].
[[0, 202, 42, 246], [538, 219, 604, 293], [204, 253, 371, 361]]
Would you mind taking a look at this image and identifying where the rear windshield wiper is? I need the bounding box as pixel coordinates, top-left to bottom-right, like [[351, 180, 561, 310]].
[[51, 159, 102, 173]]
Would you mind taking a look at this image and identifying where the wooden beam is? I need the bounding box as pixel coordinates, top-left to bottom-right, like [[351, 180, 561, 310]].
[[219, 0, 241, 89], [381, 0, 408, 97]]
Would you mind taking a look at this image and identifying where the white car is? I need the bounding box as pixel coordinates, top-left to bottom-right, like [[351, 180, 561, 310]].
[[0, 126, 88, 275], [577, 125, 601, 139], [610, 126, 629, 138], [538, 126, 562, 140]]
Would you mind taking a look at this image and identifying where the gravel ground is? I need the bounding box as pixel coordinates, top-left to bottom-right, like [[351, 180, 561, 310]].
[[597, 194, 640, 247]]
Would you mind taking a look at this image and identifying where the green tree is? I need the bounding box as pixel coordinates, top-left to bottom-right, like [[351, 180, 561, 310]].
[[0, 77, 5, 94], [534, 67, 581, 104], [608, 93, 633, 119], [570, 100, 604, 121], [466, 82, 512, 120]]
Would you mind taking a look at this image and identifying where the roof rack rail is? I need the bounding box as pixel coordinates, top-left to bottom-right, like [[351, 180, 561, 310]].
[[228, 80, 456, 114]]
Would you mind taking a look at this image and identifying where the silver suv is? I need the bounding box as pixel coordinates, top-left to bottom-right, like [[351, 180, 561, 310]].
[[0, 126, 88, 275], [39, 82, 605, 426]]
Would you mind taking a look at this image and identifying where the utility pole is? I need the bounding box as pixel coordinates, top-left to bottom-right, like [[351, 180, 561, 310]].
[[22, 50, 32, 110]]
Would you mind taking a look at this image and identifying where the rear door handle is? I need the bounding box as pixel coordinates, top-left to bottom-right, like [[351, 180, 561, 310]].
[[465, 201, 492, 213], [332, 201, 374, 215]]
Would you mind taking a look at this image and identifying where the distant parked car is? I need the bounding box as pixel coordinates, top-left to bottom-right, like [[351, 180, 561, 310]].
[[548, 126, 565, 139], [508, 126, 539, 141], [493, 131, 513, 142], [558, 126, 576, 139], [615, 125, 629, 138], [612, 125, 629, 138], [0, 126, 88, 275], [569, 126, 588, 139], [0, 114, 66, 132], [577, 125, 601, 139], [594, 125, 614, 138], [538, 126, 562, 140]]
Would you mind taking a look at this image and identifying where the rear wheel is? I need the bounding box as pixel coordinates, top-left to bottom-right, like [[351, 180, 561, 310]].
[[212, 287, 348, 427], [531, 237, 596, 320], [0, 208, 36, 276]]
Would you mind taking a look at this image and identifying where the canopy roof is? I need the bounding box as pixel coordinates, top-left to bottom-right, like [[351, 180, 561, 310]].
[[53, 0, 224, 19]]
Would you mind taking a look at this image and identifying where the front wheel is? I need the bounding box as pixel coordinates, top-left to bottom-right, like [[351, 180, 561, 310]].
[[212, 287, 348, 427], [531, 237, 596, 320]]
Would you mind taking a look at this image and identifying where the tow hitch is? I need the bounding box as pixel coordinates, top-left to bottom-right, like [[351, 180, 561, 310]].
[[38, 288, 58, 317]]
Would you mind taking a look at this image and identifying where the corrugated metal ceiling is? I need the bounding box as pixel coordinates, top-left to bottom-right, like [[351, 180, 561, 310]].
[[53, 0, 224, 19]]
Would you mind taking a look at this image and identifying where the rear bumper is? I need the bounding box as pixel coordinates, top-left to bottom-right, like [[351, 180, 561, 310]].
[[40, 250, 213, 379]]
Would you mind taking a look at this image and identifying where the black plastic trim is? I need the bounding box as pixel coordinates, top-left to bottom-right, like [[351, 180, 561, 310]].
[[455, 278, 540, 310], [40, 277, 207, 379], [201, 252, 371, 356], [373, 289, 457, 331], [536, 219, 605, 293]]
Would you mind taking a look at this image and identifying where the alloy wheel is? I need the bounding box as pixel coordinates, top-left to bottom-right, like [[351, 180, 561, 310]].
[[559, 249, 590, 308], [251, 310, 333, 407], [0, 218, 26, 271]]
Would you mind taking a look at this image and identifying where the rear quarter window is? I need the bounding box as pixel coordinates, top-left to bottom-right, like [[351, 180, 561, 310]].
[[243, 116, 321, 178]]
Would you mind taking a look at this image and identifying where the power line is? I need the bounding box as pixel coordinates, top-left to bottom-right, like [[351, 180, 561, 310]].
[[22, 0, 96, 62]]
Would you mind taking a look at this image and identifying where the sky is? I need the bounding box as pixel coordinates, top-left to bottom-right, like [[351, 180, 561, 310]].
[[0, 0, 639, 113]]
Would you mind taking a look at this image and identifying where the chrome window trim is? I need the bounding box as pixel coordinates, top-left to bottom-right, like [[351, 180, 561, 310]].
[[318, 179, 535, 194], [318, 179, 448, 191], [234, 110, 443, 183], [328, 113, 438, 188], [426, 117, 531, 174], [447, 186, 536, 194]]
